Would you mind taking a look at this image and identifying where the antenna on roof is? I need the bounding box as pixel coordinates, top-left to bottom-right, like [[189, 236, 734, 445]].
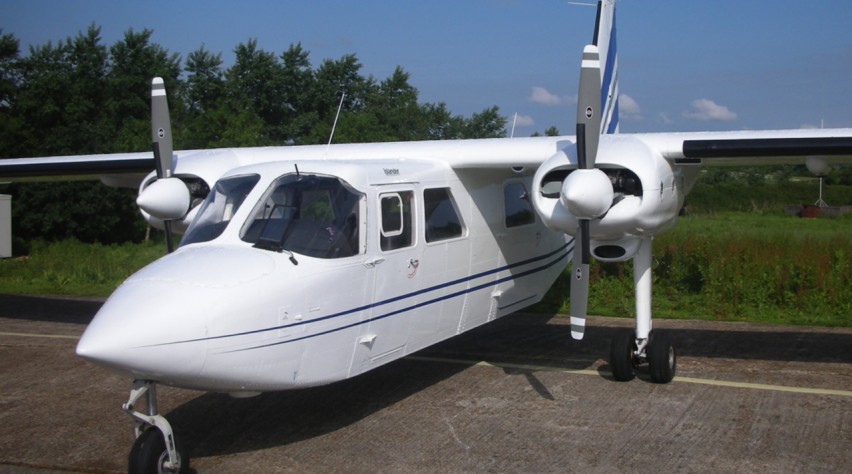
[[327, 91, 346, 153], [510, 112, 518, 138]]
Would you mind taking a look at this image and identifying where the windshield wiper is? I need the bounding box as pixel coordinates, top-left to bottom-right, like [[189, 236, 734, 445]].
[[253, 240, 299, 265]]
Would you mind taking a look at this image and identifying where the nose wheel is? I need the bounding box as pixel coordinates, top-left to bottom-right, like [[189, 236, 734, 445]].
[[129, 427, 188, 474], [609, 330, 676, 384], [124, 380, 189, 474]]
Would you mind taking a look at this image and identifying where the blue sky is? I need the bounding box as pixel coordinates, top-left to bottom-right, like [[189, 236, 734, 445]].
[[4, 0, 852, 136]]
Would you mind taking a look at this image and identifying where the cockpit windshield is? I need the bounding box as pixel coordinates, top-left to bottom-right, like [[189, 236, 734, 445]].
[[180, 174, 260, 247], [241, 173, 363, 259]]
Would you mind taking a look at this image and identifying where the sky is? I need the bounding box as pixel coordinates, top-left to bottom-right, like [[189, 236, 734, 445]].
[[3, 0, 852, 137]]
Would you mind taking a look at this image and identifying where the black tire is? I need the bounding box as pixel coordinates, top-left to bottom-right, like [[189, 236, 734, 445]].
[[647, 330, 677, 384], [610, 330, 637, 381], [128, 427, 189, 474]]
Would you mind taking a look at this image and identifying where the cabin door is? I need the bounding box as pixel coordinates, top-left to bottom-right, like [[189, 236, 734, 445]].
[[353, 183, 423, 371]]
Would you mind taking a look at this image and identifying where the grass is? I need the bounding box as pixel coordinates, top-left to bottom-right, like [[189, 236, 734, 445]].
[[0, 239, 165, 297], [536, 213, 852, 327]]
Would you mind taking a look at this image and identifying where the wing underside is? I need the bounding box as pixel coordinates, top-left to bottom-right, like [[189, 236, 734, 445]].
[[0, 152, 154, 186], [637, 129, 852, 166]]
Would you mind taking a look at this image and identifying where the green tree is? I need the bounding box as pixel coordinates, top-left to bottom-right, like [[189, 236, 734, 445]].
[[106, 29, 181, 153], [180, 46, 226, 148], [0, 31, 21, 157], [371, 67, 425, 141], [225, 39, 286, 144], [299, 53, 373, 144], [460, 106, 506, 139], [10, 182, 144, 244], [279, 43, 315, 143], [419, 102, 464, 140], [2, 28, 173, 245], [3, 31, 513, 246], [530, 126, 559, 138], [184, 46, 224, 114]]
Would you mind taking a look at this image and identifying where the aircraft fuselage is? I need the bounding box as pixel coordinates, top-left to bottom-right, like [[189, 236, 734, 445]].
[[77, 157, 570, 395]]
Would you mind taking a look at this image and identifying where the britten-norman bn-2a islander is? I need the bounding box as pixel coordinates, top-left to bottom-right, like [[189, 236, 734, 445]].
[[2, 1, 851, 472]]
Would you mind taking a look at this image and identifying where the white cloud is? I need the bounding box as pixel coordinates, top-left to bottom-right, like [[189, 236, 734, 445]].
[[510, 114, 535, 127], [619, 93, 642, 121], [657, 112, 673, 125], [529, 86, 565, 106], [683, 99, 737, 121]]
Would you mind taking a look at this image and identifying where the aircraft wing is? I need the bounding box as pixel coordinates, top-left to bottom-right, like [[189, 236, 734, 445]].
[[635, 128, 852, 167], [424, 128, 852, 174], [0, 151, 155, 187]]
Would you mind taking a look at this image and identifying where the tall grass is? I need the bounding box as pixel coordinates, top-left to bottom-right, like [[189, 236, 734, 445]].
[[537, 214, 852, 327], [0, 239, 164, 297], [685, 180, 852, 215]]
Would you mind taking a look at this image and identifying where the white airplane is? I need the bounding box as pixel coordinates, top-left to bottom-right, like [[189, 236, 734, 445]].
[[2, 1, 851, 472]]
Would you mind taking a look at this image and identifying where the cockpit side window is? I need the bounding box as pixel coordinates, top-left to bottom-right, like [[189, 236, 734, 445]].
[[241, 174, 363, 259], [180, 174, 260, 246]]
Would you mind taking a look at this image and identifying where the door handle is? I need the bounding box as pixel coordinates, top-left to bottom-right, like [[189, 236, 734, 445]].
[[363, 257, 385, 268]]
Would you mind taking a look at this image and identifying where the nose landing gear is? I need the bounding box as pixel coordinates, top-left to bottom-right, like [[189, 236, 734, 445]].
[[124, 380, 189, 474], [607, 238, 676, 384]]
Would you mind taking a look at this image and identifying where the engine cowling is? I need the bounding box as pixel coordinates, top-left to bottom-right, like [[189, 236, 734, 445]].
[[532, 134, 684, 254]]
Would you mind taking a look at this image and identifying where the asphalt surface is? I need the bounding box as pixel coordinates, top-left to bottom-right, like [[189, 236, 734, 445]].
[[0, 293, 850, 473]]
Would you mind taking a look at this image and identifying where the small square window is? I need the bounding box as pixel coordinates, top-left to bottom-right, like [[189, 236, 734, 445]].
[[424, 187, 464, 242]]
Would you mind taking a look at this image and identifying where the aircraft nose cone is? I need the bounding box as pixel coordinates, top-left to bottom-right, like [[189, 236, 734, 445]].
[[76, 245, 276, 383], [75, 280, 209, 380]]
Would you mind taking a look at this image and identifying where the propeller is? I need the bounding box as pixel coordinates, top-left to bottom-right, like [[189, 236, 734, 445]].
[[137, 77, 189, 253], [562, 45, 614, 340]]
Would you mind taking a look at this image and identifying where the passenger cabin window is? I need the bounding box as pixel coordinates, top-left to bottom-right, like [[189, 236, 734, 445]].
[[504, 182, 535, 227], [241, 174, 363, 258], [180, 174, 260, 246], [380, 191, 414, 251], [424, 187, 464, 242]]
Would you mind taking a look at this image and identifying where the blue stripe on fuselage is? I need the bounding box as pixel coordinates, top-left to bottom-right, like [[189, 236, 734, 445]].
[[225, 245, 572, 353], [147, 241, 573, 349]]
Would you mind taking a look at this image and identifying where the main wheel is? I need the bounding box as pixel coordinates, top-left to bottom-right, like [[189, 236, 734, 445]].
[[647, 330, 676, 384], [610, 329, 637, 381], [128, 427, 189, 474]]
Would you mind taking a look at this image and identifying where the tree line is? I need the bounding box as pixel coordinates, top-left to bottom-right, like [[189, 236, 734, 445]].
[[0, 26, 508, 245]]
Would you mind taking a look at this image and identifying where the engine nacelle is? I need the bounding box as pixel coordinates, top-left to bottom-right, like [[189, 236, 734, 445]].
[[136, 148, 243, 235], [532, 135, 685, 241]]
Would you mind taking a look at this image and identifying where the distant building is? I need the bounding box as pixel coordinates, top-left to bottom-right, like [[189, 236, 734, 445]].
[[0, 194, 10, 258]]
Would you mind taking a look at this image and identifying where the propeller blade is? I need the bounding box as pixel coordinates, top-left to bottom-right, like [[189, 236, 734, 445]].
[[570, 220, 591, 340], [576, 45, 602, 169], [151, 77, 176, 253], [151, 77, 173, 180]]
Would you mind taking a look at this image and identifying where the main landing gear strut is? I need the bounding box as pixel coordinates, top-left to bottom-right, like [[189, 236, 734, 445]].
[[607, 238, 676, 383], [124, 380, 189, 474]]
